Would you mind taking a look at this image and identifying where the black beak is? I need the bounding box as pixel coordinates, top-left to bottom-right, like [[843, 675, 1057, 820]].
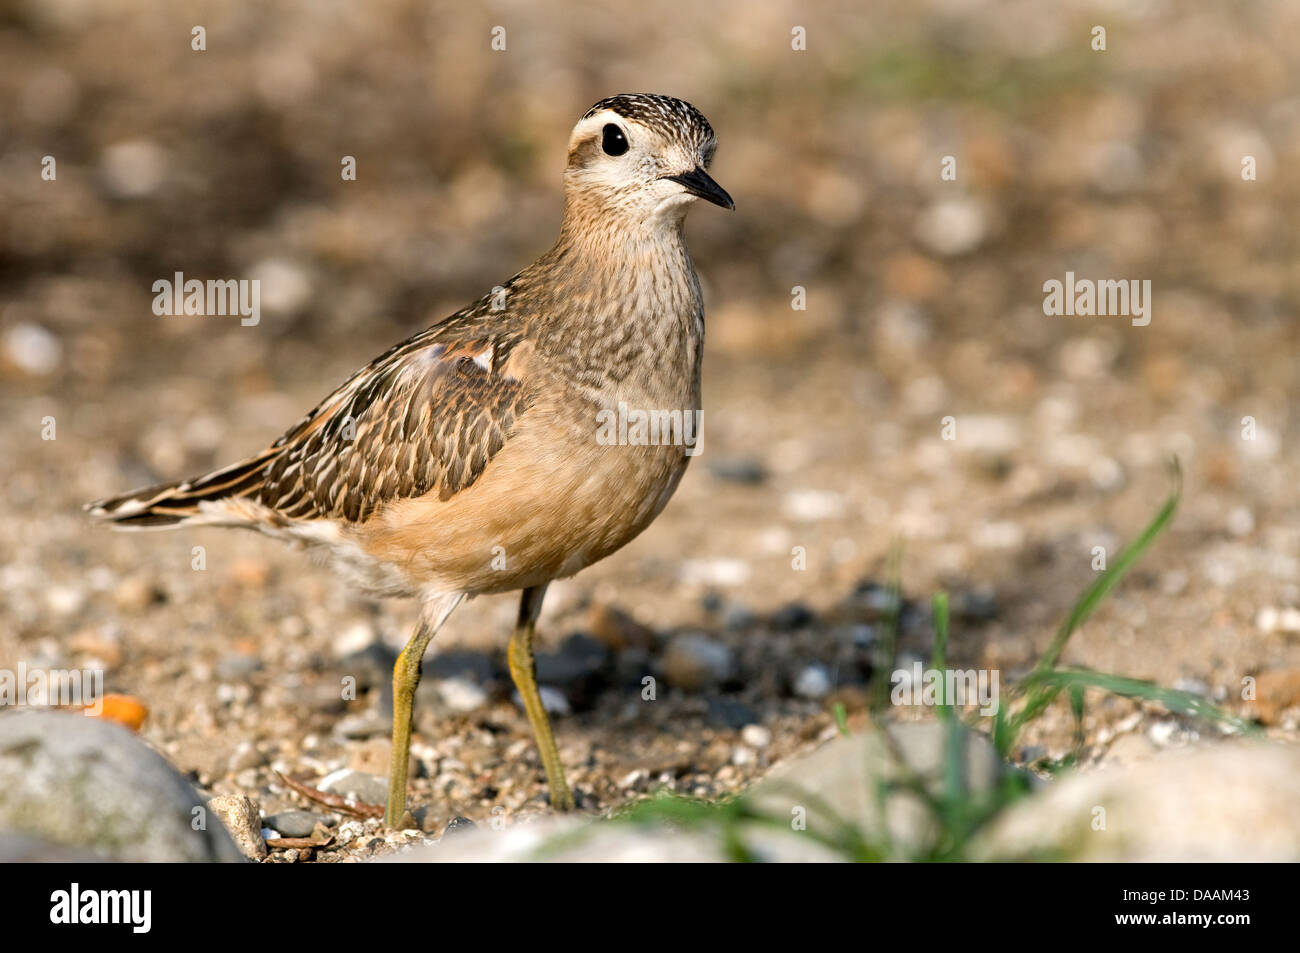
[[665, 167, 735, 210]]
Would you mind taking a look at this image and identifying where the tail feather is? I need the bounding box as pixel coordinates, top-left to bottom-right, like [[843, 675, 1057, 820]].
[[86, 452, 275, 530]]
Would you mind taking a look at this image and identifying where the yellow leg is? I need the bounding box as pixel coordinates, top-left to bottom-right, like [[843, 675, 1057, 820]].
[[385, 593, 462, 828], [507, 584, 575, 811]]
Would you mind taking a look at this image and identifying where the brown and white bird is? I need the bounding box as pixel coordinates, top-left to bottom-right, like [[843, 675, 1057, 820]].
[[87, 93, 733, 826]]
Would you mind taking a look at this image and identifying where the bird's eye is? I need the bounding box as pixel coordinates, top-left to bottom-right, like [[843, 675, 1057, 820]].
[[601, 124, 629, 156]]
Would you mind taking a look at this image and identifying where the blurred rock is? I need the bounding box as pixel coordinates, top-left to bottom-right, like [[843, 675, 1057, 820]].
[[100, 140, 168, 198], [265, 810, 328, 839], [0, 711, 242, 862], [748, 723, 1013, 860], [587, 603, 657, 652], [318, 768, 388, 806], [973, 743, 1300, 861], [913, 197, 989, 256], [3, 322, 61, 375], [662, 633, 736, 691], [207, 795, 266, 861]]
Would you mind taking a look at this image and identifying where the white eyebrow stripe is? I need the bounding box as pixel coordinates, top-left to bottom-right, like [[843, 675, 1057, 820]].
[[472, 345, 494, 371]]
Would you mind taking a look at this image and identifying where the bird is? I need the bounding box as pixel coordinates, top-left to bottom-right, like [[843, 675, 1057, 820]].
[[87, 93, 733, 828]]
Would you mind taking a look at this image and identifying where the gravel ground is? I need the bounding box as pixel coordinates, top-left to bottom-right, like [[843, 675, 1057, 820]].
[[3, 0, 1300, 861]]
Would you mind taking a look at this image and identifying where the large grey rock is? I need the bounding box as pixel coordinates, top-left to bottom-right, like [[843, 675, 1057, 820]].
[[747, 722, 1014, 859], [378, 815, 843, 863], [0, 710, 244, 862], [971, 741, 1300, 861]]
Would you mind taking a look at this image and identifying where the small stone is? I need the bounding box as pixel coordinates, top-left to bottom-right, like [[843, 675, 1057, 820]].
[[427, 649, 499, 684], [433, 678, 490, 713], [208, 795, 266, 861], [317, 769, 388, 806], [723, 604, 757, 631], [442, 816, 476, 838], [536, 686, 571, 716], [769, 602, 815, 631], [100, 140, 168, 198], [1245, 668, 1300, 725], [914, 196, 989, 256], [215, 653, 263, 681], [534, 633, 609, 699], [794, 664, 833, 699], [1172, 678, 1210, 698], [1257, 607, 1300, 634], [587, 604, 657, 652], [706, 697, 759, 730], [265, 811, 328, 839], [662, 633, 736, 691], [227, 741, 266, 773], [1226, 507, 1254, 537], [952, 588, 998, 622], [44, 585, 86, 619], [68, 629, 123, 668], [112, 575, 165, 613], [707, 456, 767, 485], [1147, 721, 1179, 747], [1018, 745, 1047, 763], [333, 710, 389, 739], [741, 724, 772, 748], [4, 322, 61, 375]]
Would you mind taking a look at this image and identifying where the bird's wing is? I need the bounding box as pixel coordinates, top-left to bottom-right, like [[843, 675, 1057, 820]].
[[89, 308, 531, 527], [255, 323, 529, 522]]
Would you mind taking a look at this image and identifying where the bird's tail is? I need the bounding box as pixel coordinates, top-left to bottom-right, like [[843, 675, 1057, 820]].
[[85, 452, 274, 529]]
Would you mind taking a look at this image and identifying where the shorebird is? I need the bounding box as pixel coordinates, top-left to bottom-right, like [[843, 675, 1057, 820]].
[[88, 93, 733, 827]]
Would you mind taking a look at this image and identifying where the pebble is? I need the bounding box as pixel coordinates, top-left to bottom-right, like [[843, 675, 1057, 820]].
[[793, 664, 833, 699], [662, 633, 736, 691], [215, 653, 263, 681], [678, 558, 751, 587], [333, 710, 389, 739], [3, 322, 61, 375], [1256, 606, 1300, 634], [434, 677, 490, 713], [723, 604, 757, 631], [227, 740, 266, 773], [587, 604, 657, 652], [782, 489, 846, 522], [207, 795, 267, 861], [706, 456, 767, 485], [536, 686, 571, 716], [769, 602, 815, 631], [427, 650, 499, 684], [113, 575, 165, 612], [1147, 720, 1179, 747], [442, 816, 476, 838], [318, 769, 389, 806], [913, 196, 989, 256], [706, 697, 759, 730], [740, 724, 772, 748], [534, 633, 609, 694], [265, 811, 328, 839], [100, 139, 168, 197]]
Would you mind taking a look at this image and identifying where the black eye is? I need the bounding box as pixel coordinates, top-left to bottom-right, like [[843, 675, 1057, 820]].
[[601, 124, 629, 156]]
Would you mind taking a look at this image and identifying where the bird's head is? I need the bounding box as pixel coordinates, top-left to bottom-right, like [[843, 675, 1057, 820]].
[[563, 93, 733, 228]]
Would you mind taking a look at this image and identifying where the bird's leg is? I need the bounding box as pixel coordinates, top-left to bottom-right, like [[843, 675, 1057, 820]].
[[507, 584, 575, 811], [385, 592, 462, 828]]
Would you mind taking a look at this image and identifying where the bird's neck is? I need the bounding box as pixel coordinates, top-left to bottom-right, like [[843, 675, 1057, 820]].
[[529, 206, 704, 404]]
